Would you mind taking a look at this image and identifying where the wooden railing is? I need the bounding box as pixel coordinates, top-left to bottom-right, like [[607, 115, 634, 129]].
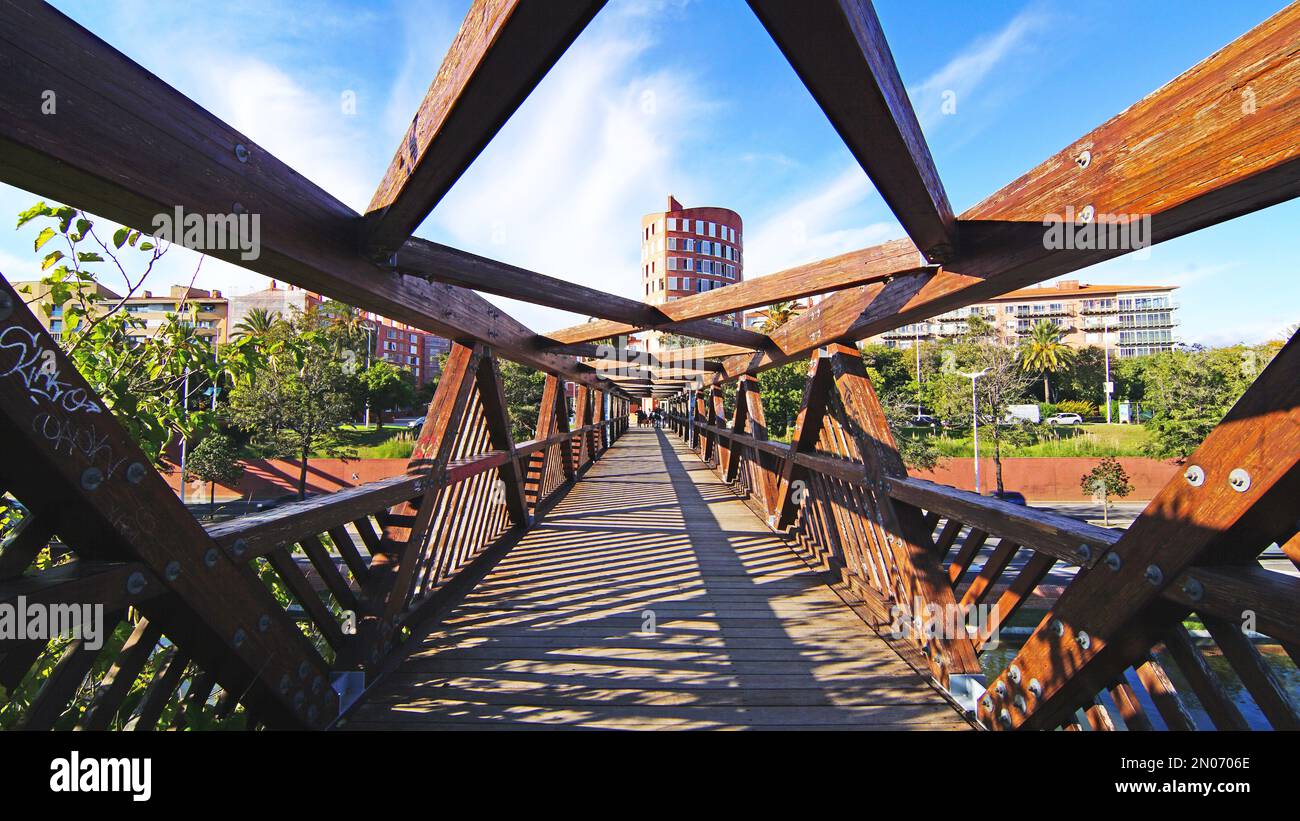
[[0, 278, 625, 729], [667, 339, 1300, 730]]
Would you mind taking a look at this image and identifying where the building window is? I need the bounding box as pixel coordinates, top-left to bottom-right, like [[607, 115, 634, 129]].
[[708, 222, 717, 237], [695, 219, 705, 234]]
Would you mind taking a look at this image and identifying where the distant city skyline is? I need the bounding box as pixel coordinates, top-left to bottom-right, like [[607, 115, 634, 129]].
[[0, 0, 1294, 349]]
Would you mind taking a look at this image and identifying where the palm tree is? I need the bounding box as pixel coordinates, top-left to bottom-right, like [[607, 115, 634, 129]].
[[754, 300, 805, 333], [1018, 320, 1076, 402], [231, 307, 282, 340]]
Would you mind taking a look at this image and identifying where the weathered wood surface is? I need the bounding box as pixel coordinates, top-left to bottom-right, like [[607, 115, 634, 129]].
[[345, 428, 968, 730]]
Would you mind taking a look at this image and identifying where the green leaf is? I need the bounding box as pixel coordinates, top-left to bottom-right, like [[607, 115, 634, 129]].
[[16, 202, 51, 228], [76, 252, 104, 263], [41, 251, 64, 270], [33, 226, 56, 252], [112, 227, 130, 248], [138, 242, 154, 251]]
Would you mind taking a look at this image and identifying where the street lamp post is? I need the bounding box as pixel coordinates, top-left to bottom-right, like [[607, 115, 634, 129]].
[[362, 320, 376, 427], [959, 369, 989, 493], [915, 324, 922, 418], [1103, 317, 1114, 424]]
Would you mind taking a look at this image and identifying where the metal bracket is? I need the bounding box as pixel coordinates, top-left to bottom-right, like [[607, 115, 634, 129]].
[[947, 673, 988, 715], [331, 671, 366, 715]]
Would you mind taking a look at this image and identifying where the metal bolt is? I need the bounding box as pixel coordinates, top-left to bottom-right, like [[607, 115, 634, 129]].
[[204, 548, 219, 568], [1075, 150, 1092, 169], [1105, 552, 1123, 571], [1051, 619, 1065, 637], [1028, 678, 1043, 698], [981, 696, 994, 713], [164, 560, 181, 581], [1008, 664, 1022, 685], [232, 628, 246, 648], [312, 675, 324, 695], [995, 681, 1008, 697], [293, 691, 305, 710], [125, 572, 147, 595], [1077, 543, 1092, 563], [126, 462, 148, 484], [0, 291, 12, 320], [1077, 631, 1091, 650], [258, 614, 272, 632], [998, 709, 1011, 728], [1014, 694, 1028, 712], [298, 661, 310, 681], [1144, 564, 1164, 586], [234, 143, 250, 163], [1184, 465, 1205, 487], [1078, 204, 1095, 224], [1182, 577, 1204, 602], [232, 538, 247, 558], [81, 467, 104, 491], [1228, 468, 1251, 493], [279, 674, 291, 694]]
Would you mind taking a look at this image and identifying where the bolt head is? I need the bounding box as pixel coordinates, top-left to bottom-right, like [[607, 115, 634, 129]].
[[80, 467, 104, 491], [1075, 150, 1092, 169], [1077, 631, 1091, 650], [232, 538, 247, 558], [298, 661, 311, 681], [234, 143, 250, 162], [258, 614, 272, 632], [1014, 694, 1028, 711], [279, 674, 291, 694], [1008, 664, 1022, 684], [1184, 465, 1205, 487], [1182, 578, 1204, 602], [1228, 468, 1251, 493], [232, 628, 246, 648], [125, 571, 147, 596], [126, 462, 148, 484], [1051, 619, 1065, 637], [1144, 564, 1164, 586], [1028, 678, 1043, 698], [164, 560, 181, 581], [204, 548, 219, 568], [1105, 552, 1123, 571]]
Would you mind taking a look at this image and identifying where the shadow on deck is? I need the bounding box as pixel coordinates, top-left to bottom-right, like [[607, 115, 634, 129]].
[[342, 428, 971, 730]]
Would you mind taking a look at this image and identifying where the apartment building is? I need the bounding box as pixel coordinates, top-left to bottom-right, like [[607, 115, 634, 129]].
[[874, 280, 1179, 358], [638, 195, 743, 353], [15, 281, 228, 347], [228, 282, 448, 384]]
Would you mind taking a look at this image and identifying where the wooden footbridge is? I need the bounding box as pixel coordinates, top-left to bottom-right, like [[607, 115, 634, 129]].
[[0, 1, 1297, 731]]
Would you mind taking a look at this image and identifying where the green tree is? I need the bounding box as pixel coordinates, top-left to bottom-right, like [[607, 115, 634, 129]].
[[753, 300, 804, 333], [1139, 345, 1274, 457], [231, 307, 283, 340], [17, 202, 260, 466], [930, 339, 1035, 494], [187, 433, 245, 518], [499, 359, 547, 442], [226, 319, 355, 499], [1080, 456, 1133, 527], [1018, 320, 1076, 402], [360, 361, 416, 428], [757, 358, 810, 439]]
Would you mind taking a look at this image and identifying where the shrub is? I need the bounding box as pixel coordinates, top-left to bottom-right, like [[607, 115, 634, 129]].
[[1057, 399, 1098, 418]]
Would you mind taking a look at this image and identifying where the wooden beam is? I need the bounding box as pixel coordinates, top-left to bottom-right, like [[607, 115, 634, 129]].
[[713, 4, 1300, 382], [0, 1, 606, 390], [980, 333, 1300, 729], [749, 0, 957, 262], [395, 239, 770, 349], [541, 239, 931, 345], [363, 0, 604, 257]]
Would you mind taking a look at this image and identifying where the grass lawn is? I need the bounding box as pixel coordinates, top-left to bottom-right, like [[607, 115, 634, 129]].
[[902, 422, 1151, 458], [240, 424, 416, 460]]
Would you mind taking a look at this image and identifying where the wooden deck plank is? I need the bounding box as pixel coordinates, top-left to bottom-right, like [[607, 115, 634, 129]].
[[345, 428, 969, 731]]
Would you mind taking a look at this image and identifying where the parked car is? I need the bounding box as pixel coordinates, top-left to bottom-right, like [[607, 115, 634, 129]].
[[910, 414, 939, 427], [1046, 412, 1084, 425], [985, 489, 1027, 506]]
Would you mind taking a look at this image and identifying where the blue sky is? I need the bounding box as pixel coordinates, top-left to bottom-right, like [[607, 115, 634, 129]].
[[2, 0, 1295, 346]]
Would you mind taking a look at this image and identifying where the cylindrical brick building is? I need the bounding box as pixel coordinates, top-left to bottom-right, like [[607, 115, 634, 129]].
[[640, 195, 744, 343]]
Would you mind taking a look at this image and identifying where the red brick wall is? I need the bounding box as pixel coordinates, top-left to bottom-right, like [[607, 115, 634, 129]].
[[911, 456, 1181, 502], [165, 458, 408, 503]]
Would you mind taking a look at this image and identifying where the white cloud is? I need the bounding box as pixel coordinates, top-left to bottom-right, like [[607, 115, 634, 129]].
[[911, 8, 1054, 135]]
